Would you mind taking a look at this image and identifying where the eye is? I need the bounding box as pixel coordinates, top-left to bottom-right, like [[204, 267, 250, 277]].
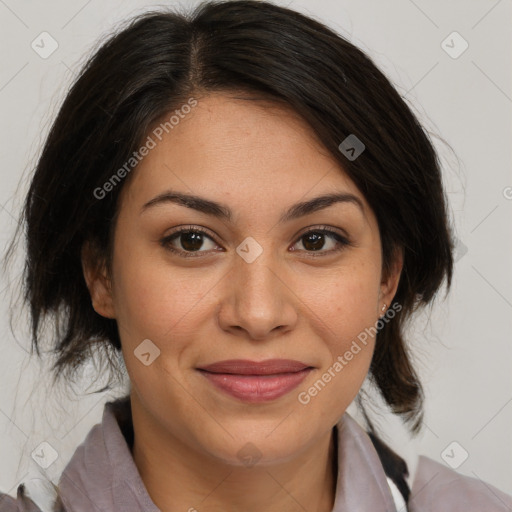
[[160, 225, 351, 259], [160, 226, 222, 258], [290, 227, 350, 257]]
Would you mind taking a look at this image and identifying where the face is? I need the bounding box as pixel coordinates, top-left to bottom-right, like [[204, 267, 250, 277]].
[[84, 92, 401, 466]]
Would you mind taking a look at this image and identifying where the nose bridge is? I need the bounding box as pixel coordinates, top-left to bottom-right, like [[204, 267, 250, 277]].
[[218, 241, 298, 339], [235, 234, 279, 296], [237, 252, 279, 306]]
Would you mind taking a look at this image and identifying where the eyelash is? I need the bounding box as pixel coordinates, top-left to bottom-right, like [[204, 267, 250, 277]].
[[160, 225, 351, 259]]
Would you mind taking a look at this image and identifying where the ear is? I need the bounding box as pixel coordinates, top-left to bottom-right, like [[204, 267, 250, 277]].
[[379, 246, 403, 310], [81, 241, 116, 319]]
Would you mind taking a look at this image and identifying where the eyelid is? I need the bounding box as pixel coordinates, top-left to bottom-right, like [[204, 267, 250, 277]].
[[164, 224, 217, 239], [294, 224, 350, 242]]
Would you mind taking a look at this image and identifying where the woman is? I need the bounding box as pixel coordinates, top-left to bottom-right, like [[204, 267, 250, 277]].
[[1, 0, 510, 510]]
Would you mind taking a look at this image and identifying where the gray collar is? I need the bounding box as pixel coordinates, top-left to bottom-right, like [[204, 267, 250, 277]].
[[57, 398, 397, 511]]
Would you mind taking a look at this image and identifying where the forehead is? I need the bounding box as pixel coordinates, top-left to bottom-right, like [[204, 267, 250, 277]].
[[121, 93, 367, 216]]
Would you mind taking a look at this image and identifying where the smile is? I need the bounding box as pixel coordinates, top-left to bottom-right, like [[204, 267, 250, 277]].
[[196, 359, 313, 403]]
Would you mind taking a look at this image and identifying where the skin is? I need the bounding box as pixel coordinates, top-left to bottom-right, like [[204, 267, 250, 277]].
[[83, 92, 402, 512]]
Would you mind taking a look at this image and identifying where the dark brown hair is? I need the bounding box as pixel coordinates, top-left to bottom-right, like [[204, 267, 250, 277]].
[[9, 0, 453, 433]]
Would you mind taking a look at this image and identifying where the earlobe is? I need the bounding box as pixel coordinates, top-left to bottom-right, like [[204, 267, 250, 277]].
[[81, 242, 116, 319]]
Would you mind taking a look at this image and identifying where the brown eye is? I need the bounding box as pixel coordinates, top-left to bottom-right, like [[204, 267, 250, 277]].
[[291, 228, 350, 256], [179, 231, 206, 252], [160, 227, 221, 257], [302, 232, 326, 251]]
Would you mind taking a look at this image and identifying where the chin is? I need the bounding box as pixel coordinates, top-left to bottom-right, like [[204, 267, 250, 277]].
[[193, 420, 316, 468]]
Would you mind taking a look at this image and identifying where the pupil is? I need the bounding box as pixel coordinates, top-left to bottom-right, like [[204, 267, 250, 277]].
[[303, 232, 324, 251], [181, 232, 203, 251]]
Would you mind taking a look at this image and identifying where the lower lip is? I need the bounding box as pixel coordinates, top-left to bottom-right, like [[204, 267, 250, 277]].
[[198, 368, 312, 403]]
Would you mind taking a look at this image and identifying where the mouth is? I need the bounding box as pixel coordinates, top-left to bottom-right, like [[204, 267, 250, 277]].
[[196, 359, 314, 403]]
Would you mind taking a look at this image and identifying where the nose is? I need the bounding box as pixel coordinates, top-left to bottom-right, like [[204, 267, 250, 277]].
[[216, 250, 299, 341]]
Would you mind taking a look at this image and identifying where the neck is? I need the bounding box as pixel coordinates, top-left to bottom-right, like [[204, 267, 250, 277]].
[[130, 397, 338, 512]]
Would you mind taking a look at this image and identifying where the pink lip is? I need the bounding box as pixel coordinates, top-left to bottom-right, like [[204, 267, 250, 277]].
[[198, 359, 310, 375], [197, 359, 313, 403]]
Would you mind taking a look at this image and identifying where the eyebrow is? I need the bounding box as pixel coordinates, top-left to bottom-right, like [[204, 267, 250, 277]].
[[140, 190, 364, 223]]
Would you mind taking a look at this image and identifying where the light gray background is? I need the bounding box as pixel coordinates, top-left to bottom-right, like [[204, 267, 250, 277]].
[[1, 0, 511, 502]]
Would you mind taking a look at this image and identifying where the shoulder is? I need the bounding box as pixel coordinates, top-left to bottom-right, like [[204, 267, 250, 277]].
[[410, 455, 512, 511], [0, 484, 45, 512]]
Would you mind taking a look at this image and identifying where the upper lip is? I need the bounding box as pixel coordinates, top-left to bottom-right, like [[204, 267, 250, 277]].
[[197, 359, 312, 375]]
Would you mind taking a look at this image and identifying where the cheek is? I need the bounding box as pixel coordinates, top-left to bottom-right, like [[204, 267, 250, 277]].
[[113, 263, 218, 342], [111, 254, 220, 405], [293, 262, 380, 411], [109, 229, 219, 348], [303, 260, 381, 343]]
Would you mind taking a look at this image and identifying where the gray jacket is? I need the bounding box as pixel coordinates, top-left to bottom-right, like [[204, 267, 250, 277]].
[[1, 398, 511, 511]]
